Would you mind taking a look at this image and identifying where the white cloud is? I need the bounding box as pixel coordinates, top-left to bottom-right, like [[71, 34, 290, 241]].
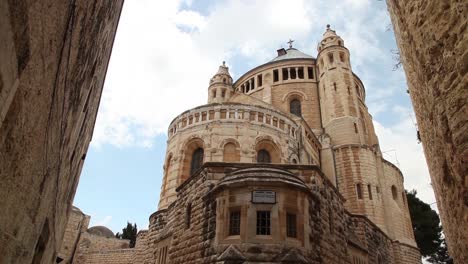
[[92, 0, 394, 148], [92, 215, 113, 227]]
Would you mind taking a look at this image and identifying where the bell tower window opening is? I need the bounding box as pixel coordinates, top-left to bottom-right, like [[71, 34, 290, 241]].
[[250, 78, 255, 89], [273, 69, 279, 82], [290, 68, 297, 79], [256, 211, 271, 235], [190, 148, 204, 175], [257, 74, 262, 87], [221, 89, 226, 98], [290, 99, 302, 117], [356, 183, 363, 199], [354, 123, 358, 133], [355, 85, 360, 97], [328, 53, 334, 64], [339, 52, 345, 62], [282, 68, 289, 80], [307, 67, 313, 79], [185, 203, 192, 229], [212, 90, 216, 98], [229, 211, 241, 236], [333, 82, 337, 91], [257, 149, 271, 163], [286, 213, 297, 238], [298, 67, 304, 79], [367, 184, 373, 200], [391, 185, 398, 200]]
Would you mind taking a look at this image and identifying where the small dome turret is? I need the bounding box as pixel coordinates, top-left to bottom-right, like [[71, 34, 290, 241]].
[[208, 61, 234, 103], [317, 24, 345, 52]]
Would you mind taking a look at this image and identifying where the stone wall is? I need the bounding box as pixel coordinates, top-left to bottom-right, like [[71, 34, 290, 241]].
[[159, 102, 320, 208], [75, 249, 134, 264], [73, 233, 131, 264], [0, 1, 123, 263], [386, 1, 467, 261], [57, 208, 90, 263]]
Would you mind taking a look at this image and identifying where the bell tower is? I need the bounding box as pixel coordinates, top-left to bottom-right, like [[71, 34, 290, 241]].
[[317, 25, 371, 145], [317, 25, 386, 231], [208, 61, 234, 104]]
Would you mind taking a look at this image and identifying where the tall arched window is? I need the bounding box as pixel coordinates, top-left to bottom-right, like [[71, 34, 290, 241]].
[[391, 185, 398, 200], [190, 148, 204, 175], [257, 149, 271, 163], [162, 155, 172, 196], [290, 99, 302, 117]]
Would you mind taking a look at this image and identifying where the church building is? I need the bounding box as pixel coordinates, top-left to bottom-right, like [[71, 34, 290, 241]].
[[134, 25, 422, 264], [61, 26, 422, 264]]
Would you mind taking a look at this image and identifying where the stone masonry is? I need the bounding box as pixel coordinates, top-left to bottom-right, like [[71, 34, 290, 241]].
[[386, 1, 467, 262], [130, 26, 422, 263], [0, 1, 123, 263]]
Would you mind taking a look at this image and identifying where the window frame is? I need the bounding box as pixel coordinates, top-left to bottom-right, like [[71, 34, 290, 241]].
[[256, 210, 271, 235], [289, 99, 302, 117], [257, 149, 271, 163], [190, 148, 204, 175], [286, 212, 297, 238], [228, 210, 241, 236]]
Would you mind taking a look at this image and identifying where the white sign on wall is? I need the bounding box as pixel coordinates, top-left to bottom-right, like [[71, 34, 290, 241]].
[[252, 190, 276, 204]]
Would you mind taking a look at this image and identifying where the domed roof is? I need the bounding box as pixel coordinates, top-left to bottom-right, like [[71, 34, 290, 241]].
[[87, 226, 114, 238], [270, 48, 314, 62]]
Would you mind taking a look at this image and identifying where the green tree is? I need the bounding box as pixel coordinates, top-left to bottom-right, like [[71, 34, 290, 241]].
[[406, 190, 451, 263], [115, 222, 138, 248]]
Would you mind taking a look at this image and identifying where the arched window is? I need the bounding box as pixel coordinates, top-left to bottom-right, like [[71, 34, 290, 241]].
[[257, 149, 271, 163], [290, 99, 302, 117], [190, 148, 204, 175], [161, 155, 172, 196], [356, 183, 363, 199], [185, 203, 192, 229], [391, 185, 398, 200]]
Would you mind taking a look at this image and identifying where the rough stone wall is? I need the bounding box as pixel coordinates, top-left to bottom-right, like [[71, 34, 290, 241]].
[[0, 1, 123, 263], [307, 182, 349, 263], [334, 146, 387, 232], [73, 233, 131, 264], [76, 249, 134, 264], [392, 241, 422, 264], [166, 169, 217, 263], [386, 1, 467, 261], [381, 161, 415, 245], [132, 230, 149, 264], [57, 208, 90, 263]]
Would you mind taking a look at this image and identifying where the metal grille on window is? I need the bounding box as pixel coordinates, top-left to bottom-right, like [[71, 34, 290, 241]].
[[257, 149, 271, 163], [190, 148, 204, 175], [286, 213, 297, 238], [290, 99, 302, 117], [229, 211, 241, 235], [256, 211, 271, 235]]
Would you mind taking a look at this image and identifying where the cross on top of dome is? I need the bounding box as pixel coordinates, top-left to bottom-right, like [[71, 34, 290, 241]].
[[287, 39, 294, 49]]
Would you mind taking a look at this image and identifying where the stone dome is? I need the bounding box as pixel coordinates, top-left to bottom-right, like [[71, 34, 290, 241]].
[[270, 48, 314, 62], [87, 226, 115, 238]]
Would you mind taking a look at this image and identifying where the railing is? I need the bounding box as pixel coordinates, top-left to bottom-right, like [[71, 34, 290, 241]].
[[168, 104, 299, 139]]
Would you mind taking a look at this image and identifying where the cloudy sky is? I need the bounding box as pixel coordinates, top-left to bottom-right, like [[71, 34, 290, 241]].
[[74, 0, 437, 235]]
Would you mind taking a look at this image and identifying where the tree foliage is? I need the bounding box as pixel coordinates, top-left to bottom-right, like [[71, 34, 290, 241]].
[[115, 222, 137, 248], [406, 190, 451, 263]]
